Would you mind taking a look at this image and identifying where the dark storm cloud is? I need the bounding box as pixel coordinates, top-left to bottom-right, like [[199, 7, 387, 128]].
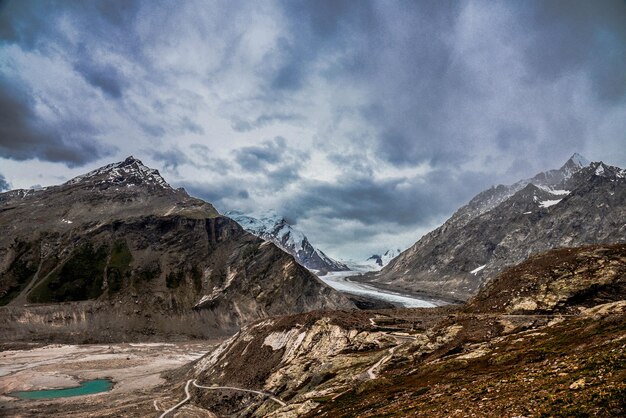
[[149, 148, 190, 171], [74, 58, 126, 99], [149, 146, 233, 175], [263, 1, 466, 168], [519, 0, 626, 104], [184, 181, 250, 210], [140, 123, 166, 138], [350, 3, 469, 168], [233, 137, 307, 190], [0, 0, 141, 51], [180, 117, 204, 135], [0, 0, 56, 47], [0, 173, 10, 192], [495, 124, 536, 152], [264, 0, 378, 91], [234, 136, 288, 171], [284, 168, 492, 227], [305, 0, 626, 177], [0, 76, 115, 166]]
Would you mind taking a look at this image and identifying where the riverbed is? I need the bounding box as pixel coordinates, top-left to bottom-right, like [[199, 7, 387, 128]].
[[0, 341, 221, 417]]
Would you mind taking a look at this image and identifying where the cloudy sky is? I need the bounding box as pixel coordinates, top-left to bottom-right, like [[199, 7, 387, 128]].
[[1, 0, 625, 260]]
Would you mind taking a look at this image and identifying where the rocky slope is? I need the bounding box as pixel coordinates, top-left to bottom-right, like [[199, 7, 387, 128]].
[[163, 244, 625, 417], [226, 210, 348, 273], [0, 157, 353, 342], [363, 154, 626, 300]]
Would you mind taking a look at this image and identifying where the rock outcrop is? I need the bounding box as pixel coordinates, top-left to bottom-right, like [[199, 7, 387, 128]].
[[182, 244, 626, 417]]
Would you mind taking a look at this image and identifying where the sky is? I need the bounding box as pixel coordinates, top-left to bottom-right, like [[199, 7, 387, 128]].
[[0, 0, 625, 260]]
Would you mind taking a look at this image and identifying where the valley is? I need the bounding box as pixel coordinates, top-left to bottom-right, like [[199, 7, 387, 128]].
[[1, 155, 624, 417], [2, 2, 625, 416]]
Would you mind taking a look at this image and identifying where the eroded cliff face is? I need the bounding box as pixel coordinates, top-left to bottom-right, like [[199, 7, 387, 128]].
[[189, 311, 394, 417], [0, 157, 353, 342]]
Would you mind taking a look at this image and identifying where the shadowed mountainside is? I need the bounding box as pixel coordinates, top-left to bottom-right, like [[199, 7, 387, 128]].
[[0, 157, 353, 342]]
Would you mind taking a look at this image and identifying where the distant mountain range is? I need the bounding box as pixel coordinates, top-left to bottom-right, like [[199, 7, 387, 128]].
[[366, 249, 402, 269], [361, 153, 626, 300], [225, 210, 349, 273], [0, 157, 352, 342]]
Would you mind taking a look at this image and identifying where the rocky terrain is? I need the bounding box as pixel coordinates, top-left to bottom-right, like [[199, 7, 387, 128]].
[[0, 157, 353, 342], [226, 210, 348, 273], [2, 247, 623, 417], [112, 244, 624, 418], [363, 154, 626, 300]]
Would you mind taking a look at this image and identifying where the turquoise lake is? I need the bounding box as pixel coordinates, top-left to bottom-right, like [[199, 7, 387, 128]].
[[10, 379, 113, 400]]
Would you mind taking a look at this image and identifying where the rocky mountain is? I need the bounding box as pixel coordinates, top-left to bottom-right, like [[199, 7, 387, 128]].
[[366, 249, 402, 269], [0, 157, 353, 342], [157, 244, 625, 418], [225, 210, 349, 273], [361, 154, 626, 300]]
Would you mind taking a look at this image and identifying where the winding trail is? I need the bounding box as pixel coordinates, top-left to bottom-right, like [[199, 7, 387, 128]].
[[364, 317, 419, 380], [192, 381, 286, 406], [156, 379, 286, 417], [158, 379, 192, 418], [366, 345, 398, 379]]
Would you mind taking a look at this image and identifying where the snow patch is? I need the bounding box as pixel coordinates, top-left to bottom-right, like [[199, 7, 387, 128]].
[[539, 199, 562, 208], [595, 165, 605, 175], [549, 189, 570, 196], [537, 185, 570, 196], [470, 264, 486, 275], [195, 295, 212, 306]]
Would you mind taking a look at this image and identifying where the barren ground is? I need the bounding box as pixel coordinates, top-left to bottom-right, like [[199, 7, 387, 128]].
[[0, 340, 222, 417]]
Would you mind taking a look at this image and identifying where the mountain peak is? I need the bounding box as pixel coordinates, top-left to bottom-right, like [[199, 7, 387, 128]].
[[227, 210, 348, 272], [65, 156, 170, 188], [122, 155, 140, 165], [563, 153, 590, 169]]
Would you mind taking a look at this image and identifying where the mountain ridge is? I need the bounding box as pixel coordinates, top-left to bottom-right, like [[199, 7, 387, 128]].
[[361, 154, 626, 300]]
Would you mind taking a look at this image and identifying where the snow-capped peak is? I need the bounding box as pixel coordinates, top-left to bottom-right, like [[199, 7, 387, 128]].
[[65, 156, 170, 189], [226, 210, 348, 272], [569, 152, 591, 168]]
